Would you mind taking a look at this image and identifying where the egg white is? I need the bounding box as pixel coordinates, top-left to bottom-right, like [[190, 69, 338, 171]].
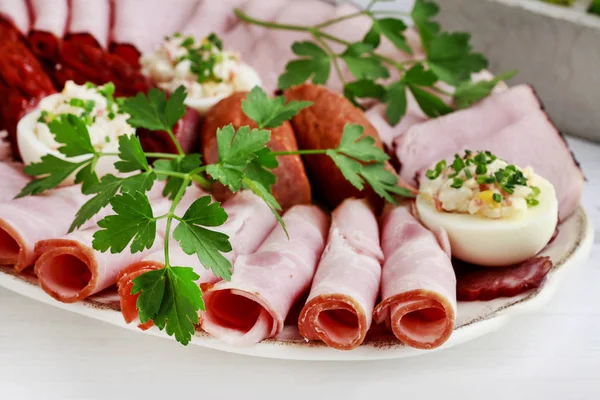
[[416, 174, 558, 267]]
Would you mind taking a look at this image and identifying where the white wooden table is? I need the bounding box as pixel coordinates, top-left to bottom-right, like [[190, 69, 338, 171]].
[[0, 135, 598, 400]]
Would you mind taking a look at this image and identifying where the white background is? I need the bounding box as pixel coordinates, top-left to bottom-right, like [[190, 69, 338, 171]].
[[2, 1, 599, 399]]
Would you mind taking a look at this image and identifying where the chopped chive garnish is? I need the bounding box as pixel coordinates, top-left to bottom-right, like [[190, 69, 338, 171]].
[[426, 159, 446, 180], [476, 164, 487, 175], [451, 178, 464, 189], [464, 169, 473, 180], [493, 193, 502, 203], [526, 198, 539, 206]]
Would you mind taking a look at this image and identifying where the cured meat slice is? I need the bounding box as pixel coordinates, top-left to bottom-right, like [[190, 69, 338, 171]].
[[118, 191, 277, 329], [0, 186, 90, 271], [373, 204, 457, 350], [66, 0, 111, 49], [34, 187, 204, 303], [201, 205, 329, 345], [111, 0, 199, 68], [0, 162, 30, 202], [284, 83, 385, 209], [0, 21, 56, 157], [181, 0, 247, 43], [138, 107, 199, 154], [28, 0, 69, 62], [395, 85, 542, 186], [298, 199, 383, 350], [455, 257, 553, 301], [200, 92, 311, 210], [0, 0, 30, 33]]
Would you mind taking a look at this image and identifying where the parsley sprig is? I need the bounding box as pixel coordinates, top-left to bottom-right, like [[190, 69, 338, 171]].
[[234, 0, 517, 125], [18, 84, 413, 345]]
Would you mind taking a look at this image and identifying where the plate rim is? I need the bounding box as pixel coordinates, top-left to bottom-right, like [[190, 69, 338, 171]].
[[0, 206, 594, 361]]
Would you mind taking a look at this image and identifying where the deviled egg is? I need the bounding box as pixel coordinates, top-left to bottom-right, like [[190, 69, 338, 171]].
[[141, 33, 262, 115], [17, 81, 135, 184], [416, 150, 558, 267]]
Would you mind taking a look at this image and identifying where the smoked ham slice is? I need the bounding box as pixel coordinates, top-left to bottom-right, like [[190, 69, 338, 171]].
[[373, 204, 457, 350], [118, 191, 277, 329], [0, 162, 30, 203], [201, 205, 329, 345], [111, 0, 199, 68], [0, 186, 90, 271], [66, 0, 111, 49], [298, 199, 383, 350], [181, 0, 246, 43], [0, 0, 30, 33], [28, 0, 69, 62], [34, 188, 203, 303], [200, 92, 311, 210]]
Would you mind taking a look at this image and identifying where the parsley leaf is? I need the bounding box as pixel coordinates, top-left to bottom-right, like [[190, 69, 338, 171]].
[[361, 163, 416, 202], [75, 162, 100, 195], [341, 43, 389, 81], [114, 135, 150, 173], [402, 64, 454, 118], [336, 124, 389, 163], [242, 177, 286, 232], [344, 79, 386, 106], [454, 70, 517, 109], [244, 149, 278, 193], [155, 154, 202, 200], [47, 114, 96, 157], [93, 192, 157, 254], [363, 18, 412, 54], [17, 156, 89, 198], [172, 196, 233, 280], [426, 32, 488, 85], [69, 174, 124, 232], [121, 86, 187, 131], [411, 0, 441, 50], [278, 41, 331, 89], [241, 86, 313, 129], [384, 81, 408, 126]]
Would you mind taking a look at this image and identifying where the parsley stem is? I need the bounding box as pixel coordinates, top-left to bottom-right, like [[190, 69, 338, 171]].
[[429, 85, 455, 98], [314, 10, 367, 29], [234, 8, 309, 32], [155, 170, 190, 179], [163, 176, 190, 268], [371, 10, 412, 17], [313, 34, 346, 86], [144, 152, 180, 159], [271, 149, 327, 156], [166, 129, 185, 156]]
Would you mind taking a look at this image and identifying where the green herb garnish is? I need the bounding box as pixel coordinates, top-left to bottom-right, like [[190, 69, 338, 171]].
[[493, 193, 502, 203]]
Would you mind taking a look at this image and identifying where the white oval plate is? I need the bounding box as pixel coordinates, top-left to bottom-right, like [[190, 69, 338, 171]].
[[0, 206, 593, 360]]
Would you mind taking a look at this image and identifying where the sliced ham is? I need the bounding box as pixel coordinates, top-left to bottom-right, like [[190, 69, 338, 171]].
[[34, 187, 205, 303], [373, 204, 456, 350], [201, 205, 329, 345], [117, 191, 277, 329], [66, 0, 111, 49], [181, 0, 246, 42], [0, 162, 30, 202], [111, 0, 199, 68], [28, 0, 69, 62], [0, 0, 30, 33], [0, 185, 90, 271], [298, 199, 383, 350]]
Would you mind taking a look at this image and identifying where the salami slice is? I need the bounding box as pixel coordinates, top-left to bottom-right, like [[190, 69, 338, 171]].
[[298, 198, 383, 350], [28, 0, 69, 62], [373, 204, 457, 350], [0, 0, 30, 33], [455, 257, 553, 301], [201, 205, 329, 345]]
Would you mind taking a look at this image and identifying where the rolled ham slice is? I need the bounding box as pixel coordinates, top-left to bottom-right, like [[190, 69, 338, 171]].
[[117, 191, 278, 329], [0, 0, 30, 33], [28, 0, 69, 62], [0, 186, 90, 270], [181, 0, 246, 42], [201, 205, 329, 345], [111, 0, 199, 68], [298, 199, 383, 350], [0, 162, 30, 203], [373, 204, 457, 350], [34, 187, 204, 303], [66, 0, 111, 49]]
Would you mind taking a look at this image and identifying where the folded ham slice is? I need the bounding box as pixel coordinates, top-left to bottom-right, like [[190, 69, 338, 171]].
[[298, 199, 383, 350], [34, 187, 205, 303], [201, 205, 329, 345], [0, 0, 30, 33], [28, 0, 69, 62], [117, 191, 277, 328], [0, 186, 90, 270], [0, 162, 30, 203], [181, 0, 246, 42], [66, 0, 111, 49], [373, 204, 457, 350], [111, 0, 199, 68]]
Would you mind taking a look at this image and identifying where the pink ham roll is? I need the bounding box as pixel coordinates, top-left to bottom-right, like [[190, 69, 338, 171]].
[[0, 162, 30, 203], [0, 185, 90, 271], [201, 205, 329, 345], [0, 0, 30, 33], [373, 204, 457, 350], [181, 0, 246, 41], [111, 0, 199, 68], [34, 187, 204, 303], [117, 191, 277, 329], [298, 199, 383, 350], [28, 0, 69, 61], [66, 0, 111, 49]]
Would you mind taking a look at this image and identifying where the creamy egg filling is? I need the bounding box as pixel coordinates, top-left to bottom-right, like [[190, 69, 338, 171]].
[[140, 33, 261, 113]]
